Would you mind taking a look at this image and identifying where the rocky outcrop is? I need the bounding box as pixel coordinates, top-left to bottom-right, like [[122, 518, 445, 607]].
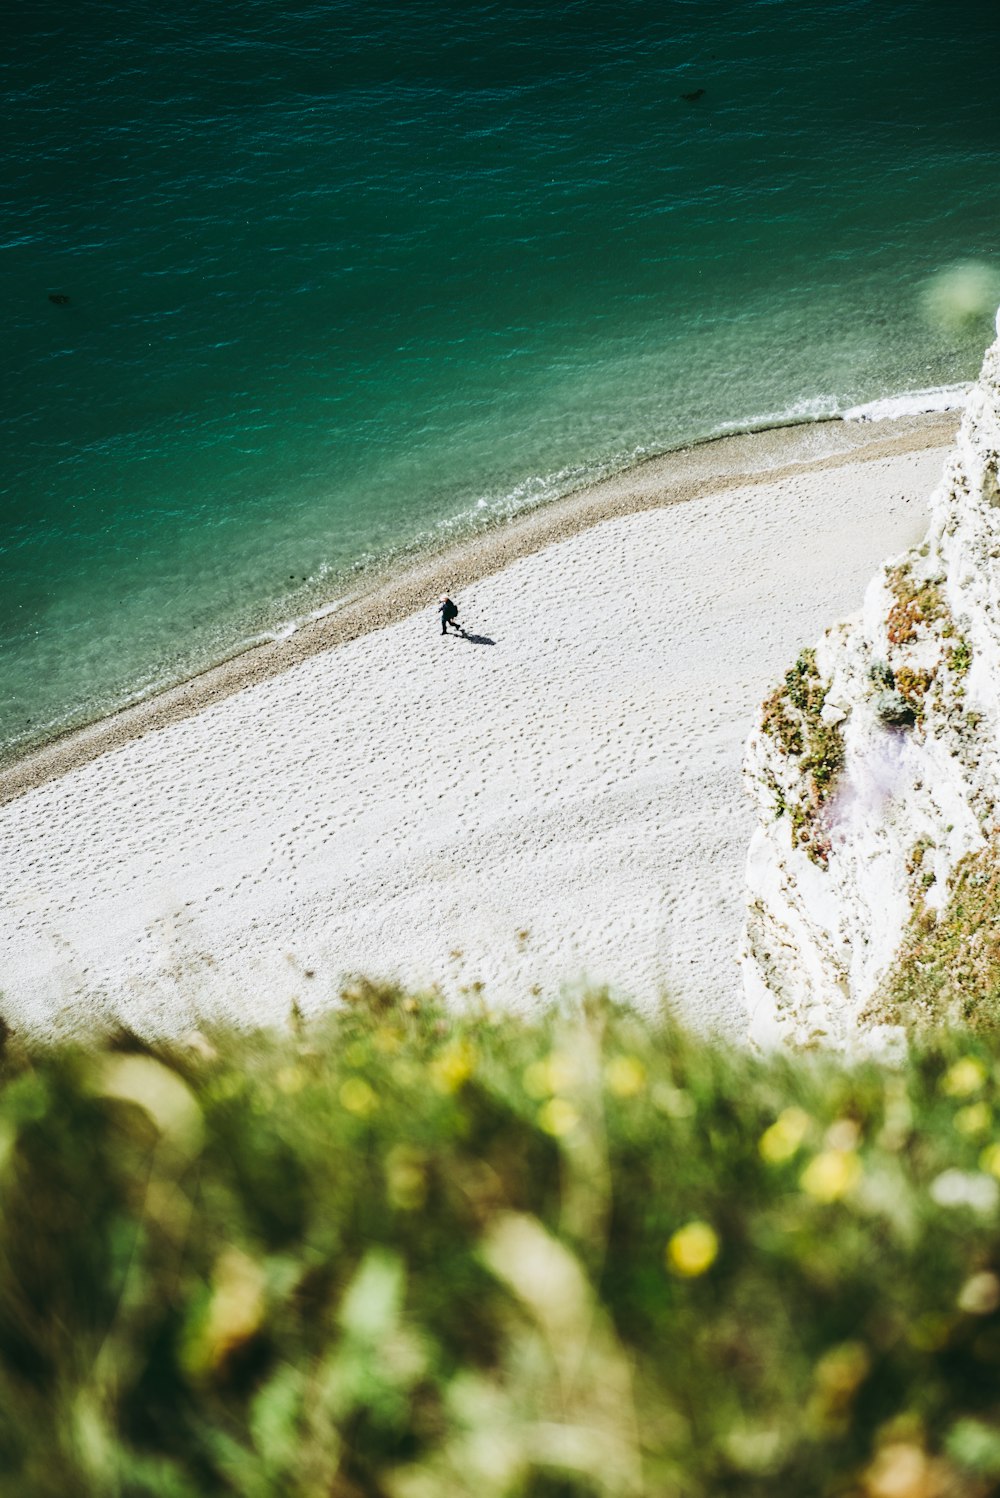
[[742, 316, 1000, 1048]]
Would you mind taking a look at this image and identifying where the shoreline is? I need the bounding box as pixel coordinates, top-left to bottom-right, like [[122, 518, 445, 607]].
[[0, 433, 954, 1036], [0, 408, 958, 807]]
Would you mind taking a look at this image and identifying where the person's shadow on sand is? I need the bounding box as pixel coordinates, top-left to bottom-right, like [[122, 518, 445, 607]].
[[459, 631, 495, 646]]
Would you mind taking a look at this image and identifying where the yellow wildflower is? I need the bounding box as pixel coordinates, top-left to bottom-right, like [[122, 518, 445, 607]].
[[800, 1149, 861, 1203], [954, 1102, 991, 1138], [339, 1077, 378, 1117], [942, 1058, 987, 1097], [431, 1040, 476, 1094], [666, 1222, 719, 1278], [759, 1107, 811, 1163], [605, 1055, 646, 1098], [538, 1098, 579, 1137], [523, 1051, 578, 1098]]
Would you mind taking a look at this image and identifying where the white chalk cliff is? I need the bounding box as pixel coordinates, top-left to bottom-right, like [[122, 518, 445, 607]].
[[742, 314, 1000, 1047]]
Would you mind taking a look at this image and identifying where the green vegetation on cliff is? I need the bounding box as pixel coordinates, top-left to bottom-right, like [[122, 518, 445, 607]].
[[872, 841, 1000, 1033], [760, 648, 844, 866], [5, 992, 1000, 1494]]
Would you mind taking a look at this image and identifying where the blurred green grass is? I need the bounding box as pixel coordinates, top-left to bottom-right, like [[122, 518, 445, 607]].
[[4, 986, 1000, 1496]]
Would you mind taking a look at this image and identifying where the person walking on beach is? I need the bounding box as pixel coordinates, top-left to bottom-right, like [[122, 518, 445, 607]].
[[438, 594, 463, 636]]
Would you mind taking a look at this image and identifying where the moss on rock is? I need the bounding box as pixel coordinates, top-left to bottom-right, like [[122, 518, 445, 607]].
[[760, 649, 844, 867], [867, 840, 1000, 1031], [885, 563, 947, 647]]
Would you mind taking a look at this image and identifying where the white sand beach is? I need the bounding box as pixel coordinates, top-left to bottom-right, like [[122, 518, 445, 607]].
[[0, 432, 954, 1040]]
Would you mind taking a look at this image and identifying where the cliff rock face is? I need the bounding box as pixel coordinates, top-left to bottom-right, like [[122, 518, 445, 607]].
[[742, 318, 1000, 1047]]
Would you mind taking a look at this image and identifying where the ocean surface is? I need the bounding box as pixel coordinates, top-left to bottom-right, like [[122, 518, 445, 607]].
[[3, 0, 999, 758]]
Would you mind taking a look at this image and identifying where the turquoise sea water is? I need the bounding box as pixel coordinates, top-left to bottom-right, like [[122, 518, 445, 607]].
[[2, 0, 999, 757]]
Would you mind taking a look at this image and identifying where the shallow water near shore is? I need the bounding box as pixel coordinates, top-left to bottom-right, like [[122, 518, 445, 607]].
[[2, 0, 999, 756]]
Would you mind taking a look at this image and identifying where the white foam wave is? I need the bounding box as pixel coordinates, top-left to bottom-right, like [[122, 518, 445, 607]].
[[255, 594, 348, 645], [711, 384, 970, 436], [842, 384, 971, 422], [307, 598, 346, 621], [709, 394, 842, 439], [428, 444, 658, 543]]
